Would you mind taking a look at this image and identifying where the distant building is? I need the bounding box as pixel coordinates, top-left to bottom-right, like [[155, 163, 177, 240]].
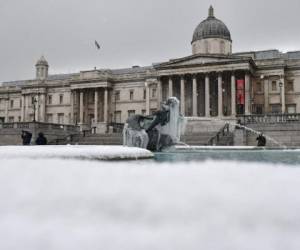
[[0, 6, 299, 132]]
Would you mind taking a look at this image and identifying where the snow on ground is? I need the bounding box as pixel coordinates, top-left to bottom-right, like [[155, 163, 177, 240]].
[[0, 145, 153, 160], [0, 158, 300, 250]]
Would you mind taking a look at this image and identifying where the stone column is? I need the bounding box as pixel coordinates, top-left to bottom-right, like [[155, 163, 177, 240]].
[[231, 73, 236, 116], [264, 78, 269, 114], [79, 91, 84, 123], [5, 98, 9, 122], [84, 90, 89, 123], [245, 72, 251, 115], [180, 76, 185, 115], [94, 89, 98, 123], [218, 73, 223, 117], [21, 95, 25, 122], [145, 83, 150, 115], [70, 91, 74, 124], [168, 77, 173, 98], [35, 95, 40, 122], [24, 95, 28, 122], [192, 75, 198, 117], [26, 95, 30, 122], [104, 88, 108, 123], [280, 77, 286, 113], [157, 78, 162, 107], [40, 94, 46, 122], [205, 74, 210, 117]]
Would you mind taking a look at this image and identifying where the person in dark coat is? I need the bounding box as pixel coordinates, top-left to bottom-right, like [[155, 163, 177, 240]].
[[21, 130, 32, 145], [35, 132, 47, 145], [256, 133, 266, 147]]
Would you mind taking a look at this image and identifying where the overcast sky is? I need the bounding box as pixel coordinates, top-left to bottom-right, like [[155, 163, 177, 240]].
[[1, 0, 300, 82]]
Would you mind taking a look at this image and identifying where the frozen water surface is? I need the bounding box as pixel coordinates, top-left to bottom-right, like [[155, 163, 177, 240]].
[[0, 150, 300, 249]]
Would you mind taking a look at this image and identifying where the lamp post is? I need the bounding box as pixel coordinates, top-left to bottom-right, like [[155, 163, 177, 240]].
[[279, 81, 283, 114]]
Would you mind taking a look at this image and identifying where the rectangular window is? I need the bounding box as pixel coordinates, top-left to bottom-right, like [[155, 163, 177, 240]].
[[128, 110, 135, 118], [114, 111, 122, 123], [48, 95, 52, 105], [256, 82, 262, 92], [129, 90, 134, 101], [115, 91, 120, 101], [18, 116, 21, 122], [287, 81, 294, 92], [271, 81, 277, 91], [46, 114, 53, 123], [29, 114, 34, 122], [143, 89, 146, 100], [152, 88, 157, 98], [31, 97, 35, 105], [0, 117, 4, 123], [270, 104, 281, 114], [8, 116, 14, 122], [20, 99, 22, 108], [287, 104, 296, 114], [10, 100, 14, 108], [59, 94, 64, 105], [58, 113, 64, 124]]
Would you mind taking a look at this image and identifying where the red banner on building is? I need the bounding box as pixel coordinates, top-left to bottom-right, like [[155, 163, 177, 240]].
[[236, 79, 245, 105]]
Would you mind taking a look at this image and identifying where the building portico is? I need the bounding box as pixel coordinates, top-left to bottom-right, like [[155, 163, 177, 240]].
[[156, 56, 254, 119]]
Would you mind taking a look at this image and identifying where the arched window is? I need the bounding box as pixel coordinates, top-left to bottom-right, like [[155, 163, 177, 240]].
[[220, 41, 225, 54]]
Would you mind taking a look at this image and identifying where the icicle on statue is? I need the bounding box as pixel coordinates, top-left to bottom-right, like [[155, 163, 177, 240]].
[[123, 97, 185, 151]]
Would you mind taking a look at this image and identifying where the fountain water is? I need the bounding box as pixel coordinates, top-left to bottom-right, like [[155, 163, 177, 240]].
[[234, 123, 286, 148]]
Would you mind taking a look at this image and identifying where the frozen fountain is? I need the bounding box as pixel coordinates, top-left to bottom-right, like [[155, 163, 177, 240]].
[[123, 97, 186, 151]]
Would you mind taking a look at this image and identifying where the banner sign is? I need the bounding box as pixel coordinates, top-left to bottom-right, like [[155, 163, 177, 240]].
[[236, 79, 245, 105]]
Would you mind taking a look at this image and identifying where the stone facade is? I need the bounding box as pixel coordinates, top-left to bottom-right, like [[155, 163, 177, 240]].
[[1, 6, 300, 133]]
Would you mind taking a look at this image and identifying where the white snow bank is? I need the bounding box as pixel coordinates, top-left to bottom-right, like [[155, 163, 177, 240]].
[[0, 159, 300, 250], [0, 145, 153, 160]]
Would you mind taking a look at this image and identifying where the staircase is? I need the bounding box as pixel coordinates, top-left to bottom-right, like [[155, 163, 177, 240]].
[[182, 118, 235, 146]]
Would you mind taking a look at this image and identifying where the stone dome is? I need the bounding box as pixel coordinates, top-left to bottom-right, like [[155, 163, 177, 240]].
[[35, 56, 49, 67], [192, 6, 231, 43]]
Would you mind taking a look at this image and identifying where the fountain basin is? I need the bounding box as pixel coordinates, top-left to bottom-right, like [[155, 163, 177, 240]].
[[156, 146, 300, 165], [0, 145, 154, 161]]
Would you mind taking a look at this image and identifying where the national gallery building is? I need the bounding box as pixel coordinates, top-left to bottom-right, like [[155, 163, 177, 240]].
[[1, 6, 300, 132]]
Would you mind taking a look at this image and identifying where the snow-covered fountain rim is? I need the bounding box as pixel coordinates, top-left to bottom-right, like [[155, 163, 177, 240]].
[[0, 145, 154, 161]]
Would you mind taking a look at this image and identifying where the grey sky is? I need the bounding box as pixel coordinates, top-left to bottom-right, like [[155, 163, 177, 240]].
[[1, 0, 300, 82]]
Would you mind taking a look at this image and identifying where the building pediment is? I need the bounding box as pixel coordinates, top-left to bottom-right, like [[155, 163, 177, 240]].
[[155, 54, 254, 69]]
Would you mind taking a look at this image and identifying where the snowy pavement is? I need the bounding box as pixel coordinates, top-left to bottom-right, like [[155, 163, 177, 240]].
[[0, 158, 300, 250], [0, 145, 153, 160]]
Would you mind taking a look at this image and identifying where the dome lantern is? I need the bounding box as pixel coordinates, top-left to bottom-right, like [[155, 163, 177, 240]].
[[35, 56, 49, 80], [208, 5, 214, 18]]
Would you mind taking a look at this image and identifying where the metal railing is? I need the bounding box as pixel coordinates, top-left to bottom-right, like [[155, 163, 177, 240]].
[[207, 123, 230, 146], [0, 122, 80, 132], [237, 113, 300, 125]]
